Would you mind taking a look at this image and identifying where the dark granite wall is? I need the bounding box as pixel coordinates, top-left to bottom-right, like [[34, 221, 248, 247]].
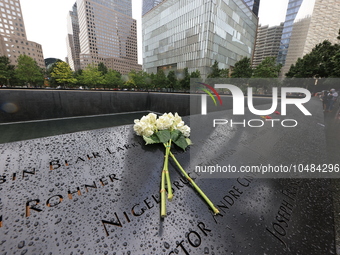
[[0, 89, 273, 123]]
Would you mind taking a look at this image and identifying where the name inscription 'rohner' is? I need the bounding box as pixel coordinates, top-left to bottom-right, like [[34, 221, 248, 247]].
[[0, 142, 140, 228]]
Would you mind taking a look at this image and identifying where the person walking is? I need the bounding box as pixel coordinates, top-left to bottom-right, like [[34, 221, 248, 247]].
[[322, 90, 329, 111], [327, 89, 338, 112]]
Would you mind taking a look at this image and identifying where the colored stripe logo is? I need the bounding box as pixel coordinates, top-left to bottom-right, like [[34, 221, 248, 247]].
[[197, 82, 223, 106]]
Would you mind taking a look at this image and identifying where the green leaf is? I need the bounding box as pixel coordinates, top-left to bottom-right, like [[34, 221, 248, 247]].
[[173, 136, 189, 150], [185, 138, 193, 146], [143, 134, 160, 145], [156, 130, 171, 143], [170, 129, 181, 141]]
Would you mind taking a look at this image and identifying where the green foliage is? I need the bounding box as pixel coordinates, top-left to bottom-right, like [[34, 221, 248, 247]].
[[0, 55, 15, 86], [46, 60, 64, 87], [154, 69, 167, 89], [331, 51, 340, 77], [149, 73, 156, 90], [98, 62, 108, 75], [286, 40, 340, 78], [73, 69, 83, 87], [126, 70, 150, 90], [190, 69, 201, 78], [220, 68, 230, 78], [15, 55, 44, 85], [105, 69, 123, 89], [179, 67, 190, 90], [50, 61, 77, 87], [143, 129, 191, 150], [207, 60, 220, 78], [80, 64, 105, 88], [253, 57, 282, 78], [170, 129, 191, 150], [167, 70, 177, 91], [231, 57, 253, 78]]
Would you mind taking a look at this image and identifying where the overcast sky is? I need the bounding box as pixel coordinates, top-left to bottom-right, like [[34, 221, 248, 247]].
[[20, 0, 289, 64]]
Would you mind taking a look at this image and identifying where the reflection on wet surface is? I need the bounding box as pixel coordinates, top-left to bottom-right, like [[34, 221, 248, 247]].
[[0, 111, 153, 144]]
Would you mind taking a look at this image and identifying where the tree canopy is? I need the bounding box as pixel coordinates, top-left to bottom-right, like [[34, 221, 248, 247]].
[[207, 60, 221, 78], [286, 40, 340, 78], [253, 57, 282, 78], [0, 55, 15, 86], [80, 64, 105, 88], [15, 55, 43, 85], [50, 61, 77, 87], [231, 57, 252, 78]]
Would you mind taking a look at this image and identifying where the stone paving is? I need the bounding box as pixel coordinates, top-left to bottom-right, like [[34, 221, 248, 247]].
[[0, 99, 339, 253]]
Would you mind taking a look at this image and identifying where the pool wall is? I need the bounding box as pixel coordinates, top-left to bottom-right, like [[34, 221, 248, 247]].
[[0, 89, 275, 123], [0, 90, 194, 123]]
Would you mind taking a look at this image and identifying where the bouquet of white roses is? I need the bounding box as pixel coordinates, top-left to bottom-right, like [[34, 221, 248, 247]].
[[134, 112, 219, 217]]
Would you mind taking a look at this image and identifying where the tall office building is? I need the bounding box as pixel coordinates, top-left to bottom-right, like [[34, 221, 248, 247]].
[[281, 0, 340, 75], [142, 0, 164, 16], [244, 0, 260, 16], [66, 3, 81, 71], [277, 0, 304, 66], [67, 0, 141, 73], [253, 23, 284, 67], [142, 0, 258, 79], [0, 0, 45, 68]]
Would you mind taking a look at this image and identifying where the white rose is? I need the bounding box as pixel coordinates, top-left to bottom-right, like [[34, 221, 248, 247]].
[[145, 113, 157, 124], [172, 113, 183, 128], [133, 113, 157, 137], [133, 120, 144, 136], [178, 125, 190, 137], [156, 113, 173, 130]]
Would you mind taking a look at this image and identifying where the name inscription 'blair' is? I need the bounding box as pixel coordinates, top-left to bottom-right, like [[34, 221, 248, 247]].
[[0, 142, 140, 229]]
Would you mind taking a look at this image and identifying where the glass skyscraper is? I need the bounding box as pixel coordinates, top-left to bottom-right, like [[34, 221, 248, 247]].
[[277, 0, 304, 66], [243, 0, 260, 16], [67, 0, 141, 73], [142, 0, 164, 16], [66, 3, 81, 71], [142, 0, 258, 79]]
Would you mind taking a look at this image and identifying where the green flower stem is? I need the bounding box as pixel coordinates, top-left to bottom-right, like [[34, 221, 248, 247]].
[[169, 151, 220, 215], [164, 141, 173, 201], [161, 166, 166, 218]]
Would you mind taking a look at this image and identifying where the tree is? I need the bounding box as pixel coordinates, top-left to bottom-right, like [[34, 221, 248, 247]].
[[190, 70, 201, 79], [220, 68, 230, 78], [231, 57, 253, 78], [105, 69, 123, 89], [207, 60, 220, 78], [125, 70, 149, 90], [79, 64, 105, 88], [149, 73, 156, 90], [0, 55, 15, 86], [15, 55, 44, 86], [286, 40, 340, 78], [167, 70, 177, 91], [98, 62, 108, 75], [179, 67, 190, 91], [50, 61, 77, 87], [73, 69, 84, 87], [331, 51, 340, 77], [253, 57, 282, 78], [153, 69, 167, 90], [46, 59, 63, 87]]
